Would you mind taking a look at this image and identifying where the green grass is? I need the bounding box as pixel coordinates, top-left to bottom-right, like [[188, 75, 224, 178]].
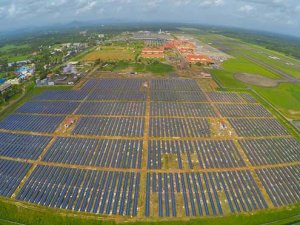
[[211, 70, 247, 89], [68, 47, 96, 62], [202, 33, 300, 120], [132, 63, 146, 72], [112, 61, 130, 71], [247, 43, 300, 67], [221, 55, 281, 79], [210, 52, 281, 89], [0, 197, 299, 225], [252, 83, 300, 120], [98, 61, 174, 75], [212, 65, 300, 120], [145, 62, 174, 75], [0, 83, 72, 122], [0, 44, 30, 52], [5, 55, 32, 62], [239, 49, 300, 79], [0, 44, 32, 62]]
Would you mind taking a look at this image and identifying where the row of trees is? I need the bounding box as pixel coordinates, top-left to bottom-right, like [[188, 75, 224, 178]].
[[0, 85, 22, 105]]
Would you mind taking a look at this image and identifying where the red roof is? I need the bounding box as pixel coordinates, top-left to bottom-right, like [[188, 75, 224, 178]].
[[141, 47, 164, 58], [141, 53, 164, 58], [65, 118, 75, 126], [186, 55, 214, 63], [164, 43, 175, 49]]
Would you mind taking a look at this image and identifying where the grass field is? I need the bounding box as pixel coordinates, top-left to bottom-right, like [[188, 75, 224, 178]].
[[82, 46, 136, 62], [253, 83, 300, 120], [0, 198, 299, 225], [0, 44, 30, 52], [239, 49, 300, 79], [98, 61, 174, 75], [200, 33, 300, 120], [145, 61, 174, 74], [0, 44, 32, 61], [0, 84, 72, 122]]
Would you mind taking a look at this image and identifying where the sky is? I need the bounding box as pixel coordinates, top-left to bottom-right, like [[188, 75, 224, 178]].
[[0, 0, 300, 37]]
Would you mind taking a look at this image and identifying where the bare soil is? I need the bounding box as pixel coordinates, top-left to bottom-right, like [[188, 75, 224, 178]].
[[235, 73, 285, 87]]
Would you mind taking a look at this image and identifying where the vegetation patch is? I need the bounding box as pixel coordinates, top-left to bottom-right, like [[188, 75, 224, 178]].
[[145, 61, 174, 74], [0, 198, 300, 225], [82, 43, 142, 62], [253, 83, 300, 120]]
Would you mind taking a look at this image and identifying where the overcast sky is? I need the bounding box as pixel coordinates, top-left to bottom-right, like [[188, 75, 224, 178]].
[[0, 0, 300, 37]]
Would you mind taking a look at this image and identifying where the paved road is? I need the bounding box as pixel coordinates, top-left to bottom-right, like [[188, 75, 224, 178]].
[[242, 54, 300, 83]]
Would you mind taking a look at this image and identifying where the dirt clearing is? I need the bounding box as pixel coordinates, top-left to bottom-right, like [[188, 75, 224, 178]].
[[235, 73, 285, 87]]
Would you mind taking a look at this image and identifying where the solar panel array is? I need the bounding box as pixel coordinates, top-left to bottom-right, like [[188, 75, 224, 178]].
[[228, 118, 290, 137], [239, 138, 300, 166], [0, 159, 31, 197], [0, 78, 299, 219], [216, 104, 272, 117], [145, 171, 268, 217], [147, 140, 245, 169], [16, 101, 80, 115], [43, 137, 143, 168], [33, 90, 86, 101], [150, 102, 215, 117], [207, 92, 244, 103], [149, 118, 210, 137], [256, 166, 299, 207], [73, 117, 144, 137], [76, 102, 146, 116], [0, 114, 65, 133], [17, 166, 140, 216], [88, 90, 146, 101], [0, 133, 51, 159]]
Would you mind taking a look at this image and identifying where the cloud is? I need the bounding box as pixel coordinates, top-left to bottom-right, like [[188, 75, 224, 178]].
[[239, 4, 254, 13], [76, 0, 97, 14], [200, 0, 224, 6], [0, 0, 299, 37], [8, 4, 18, 17], [144, 0, 163, 10], [174, 0, 191, 6]]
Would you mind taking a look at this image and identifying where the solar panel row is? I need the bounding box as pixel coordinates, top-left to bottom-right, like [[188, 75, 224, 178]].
[[148, 140, 245, 169], [76, 102, 146, 116], [73, 117, 144, 137], [256, 166, 299, 207], [0, 132, 52, 159], [228, 118, 290, 137], [0, 159, 31, 197], [149, 118, 210, 137], [0, 114, 64, 133], [150, 102, 215, 117], [43, 137, 143, 168], [239, 138, 300, 166], [146, 171, 267, 217], [17, 166, 140, 216], [16, 101, 80, 115]]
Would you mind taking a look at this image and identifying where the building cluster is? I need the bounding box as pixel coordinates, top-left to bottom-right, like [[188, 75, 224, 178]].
[[15, 65, 35, 80], [140, 38, 214, 64], [8, 60, 32, 68], [141, 47, 165, 58]]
